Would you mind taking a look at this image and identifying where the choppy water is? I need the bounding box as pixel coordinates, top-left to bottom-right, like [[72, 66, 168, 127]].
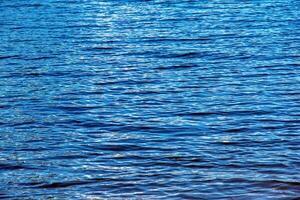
[[1, 0, 300, 199]]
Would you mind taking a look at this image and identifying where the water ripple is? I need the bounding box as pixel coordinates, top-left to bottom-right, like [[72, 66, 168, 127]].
[[1, 0, 300, 199]]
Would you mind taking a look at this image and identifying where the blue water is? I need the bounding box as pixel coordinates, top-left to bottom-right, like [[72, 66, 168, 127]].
[[1, 0, 300, 199]]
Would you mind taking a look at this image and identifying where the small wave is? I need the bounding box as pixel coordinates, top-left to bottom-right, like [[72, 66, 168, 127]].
[[0, 55, 19, 60], [155, 64, 198, 70], [0, 164, 35, 171], [32, 180, 94, 189], [161, 52, 202, 59]]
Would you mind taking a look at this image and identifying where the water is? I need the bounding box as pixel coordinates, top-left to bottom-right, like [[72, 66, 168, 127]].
[[0, 0, 300, 199]]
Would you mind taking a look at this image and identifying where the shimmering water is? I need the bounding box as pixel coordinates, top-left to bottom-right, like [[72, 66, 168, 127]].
[[1, 0, 300, 199]]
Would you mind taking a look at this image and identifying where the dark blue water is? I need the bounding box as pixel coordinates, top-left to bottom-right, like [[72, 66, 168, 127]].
[[1, 0, 300, 199]]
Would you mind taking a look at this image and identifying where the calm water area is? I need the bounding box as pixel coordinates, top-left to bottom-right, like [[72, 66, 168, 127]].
[[0, 0, 300, 199]]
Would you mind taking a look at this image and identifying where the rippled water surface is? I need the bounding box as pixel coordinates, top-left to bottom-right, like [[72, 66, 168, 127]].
[[1, 0, 300, 199]]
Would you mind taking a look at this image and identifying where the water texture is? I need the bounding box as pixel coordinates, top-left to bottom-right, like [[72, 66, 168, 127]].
[[0, 0, 300, 199]]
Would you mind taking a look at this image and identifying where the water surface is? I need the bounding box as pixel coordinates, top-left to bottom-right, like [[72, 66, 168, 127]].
[[0, 0, 300, 199]]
